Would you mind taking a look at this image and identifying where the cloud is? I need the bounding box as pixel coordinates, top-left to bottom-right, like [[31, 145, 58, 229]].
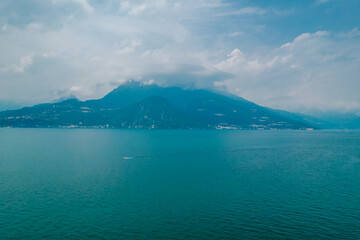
[[280, 31, 329, 48], [142, 64, 233, 90], [118, 0, 176, 16], [72, 0, 94, 14], [116, 39, 142, 55], [215, 30, 360, 113], [1, 54, 34, 73], [216, 49, 245, 70], [216, 7, 266, 16], [229, 31, 243, 37], [119, 1, 148, 15], [0, 0, 359, 114], [337, 27, 360, 38]]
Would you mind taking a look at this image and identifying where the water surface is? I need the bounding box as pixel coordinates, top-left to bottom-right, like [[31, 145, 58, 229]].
[[0, 129, 359, 239]]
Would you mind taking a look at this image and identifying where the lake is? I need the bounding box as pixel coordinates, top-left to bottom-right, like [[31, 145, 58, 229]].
[[0, 129, 359, 239]]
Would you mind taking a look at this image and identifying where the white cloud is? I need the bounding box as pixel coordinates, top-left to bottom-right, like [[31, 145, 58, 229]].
[[72, 0, 94, 13], [215, 30, 360, 113], [217, 7, 266, 16], [143, 79, 156, 85], [116, 39, 142, 55], [281, 31, 329, 48], [119, 0, 169, 15], [1, 54, 34, 73], [52, 0, 94, 14], [70, 85, 81, 92], [216, 48, 245, 70], [128, 4, 148, 15], [229, 31, 243, 37]]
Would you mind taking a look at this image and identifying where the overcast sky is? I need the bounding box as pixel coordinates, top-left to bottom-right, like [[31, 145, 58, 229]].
[[0, 0, 359, 113]]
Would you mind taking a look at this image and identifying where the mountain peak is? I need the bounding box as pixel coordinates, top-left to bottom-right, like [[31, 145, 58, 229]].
[[115, 79, 157, 89], [52, 94, 79, 103]]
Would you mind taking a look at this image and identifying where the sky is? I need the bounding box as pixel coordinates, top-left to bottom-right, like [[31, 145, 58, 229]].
[[0, 0, 359, 114]]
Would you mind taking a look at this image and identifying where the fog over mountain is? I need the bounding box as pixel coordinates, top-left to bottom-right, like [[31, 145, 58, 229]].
[[0, 0, 359, 115]]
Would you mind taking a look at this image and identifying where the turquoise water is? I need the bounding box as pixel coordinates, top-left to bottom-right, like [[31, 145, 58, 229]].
[[0, 129, 359, 239]]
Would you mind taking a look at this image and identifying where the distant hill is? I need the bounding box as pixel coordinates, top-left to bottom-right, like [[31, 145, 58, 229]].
[[267, 108, 336, 129], [309, 112, 360, 129], [0, 101, 24, 111], [0, 81, 316, 129]]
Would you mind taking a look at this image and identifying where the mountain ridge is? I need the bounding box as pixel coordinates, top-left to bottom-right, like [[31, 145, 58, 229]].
[[0, 82, 316, 130]]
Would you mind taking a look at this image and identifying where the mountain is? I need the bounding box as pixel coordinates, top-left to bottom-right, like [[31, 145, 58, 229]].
[[51, 94, 79, 103], [107, 96, 209, 129], [268, 107, 360, 129], [0, 100, 24, 111], [308, 112, 360, 129], [268, 108, 336, 129], [0, 81, 315, 129]]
